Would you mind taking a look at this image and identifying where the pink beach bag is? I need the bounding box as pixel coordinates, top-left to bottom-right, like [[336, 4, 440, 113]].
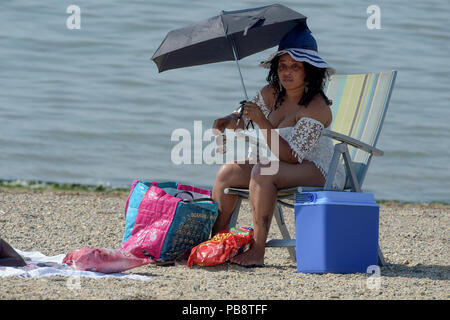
[[121, 180, 218, 262]]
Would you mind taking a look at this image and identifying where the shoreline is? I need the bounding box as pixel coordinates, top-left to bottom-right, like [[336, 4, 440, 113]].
[[0, 187, 448, 300], [1, 179, 448, 205]]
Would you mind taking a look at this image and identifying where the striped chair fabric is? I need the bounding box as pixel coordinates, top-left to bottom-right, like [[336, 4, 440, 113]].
[[325, 71, 397, 187]]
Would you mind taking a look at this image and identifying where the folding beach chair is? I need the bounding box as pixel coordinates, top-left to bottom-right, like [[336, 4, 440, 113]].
[[225, 71, 398, 266]]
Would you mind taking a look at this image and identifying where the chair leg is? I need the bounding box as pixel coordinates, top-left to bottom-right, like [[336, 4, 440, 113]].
[[228, 197, 242, 229], [273, 204, 296, 262]]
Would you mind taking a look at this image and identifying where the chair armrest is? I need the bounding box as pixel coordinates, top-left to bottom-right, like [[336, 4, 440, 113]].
[[322, 129, 384, 156]]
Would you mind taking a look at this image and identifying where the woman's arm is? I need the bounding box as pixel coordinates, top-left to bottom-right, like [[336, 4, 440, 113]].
[[241, 103, 298, 163], [245, 95, 331, 164], [212, 112, 243, 134], [258, 119, 299, 163], [213, 85, 277, 134]]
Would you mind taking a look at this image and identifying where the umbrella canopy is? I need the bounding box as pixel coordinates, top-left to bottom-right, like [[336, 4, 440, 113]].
[[151, 4, 307, 72]]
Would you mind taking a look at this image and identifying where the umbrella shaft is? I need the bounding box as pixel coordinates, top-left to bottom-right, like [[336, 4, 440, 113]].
[[230, 37, 248, 101]]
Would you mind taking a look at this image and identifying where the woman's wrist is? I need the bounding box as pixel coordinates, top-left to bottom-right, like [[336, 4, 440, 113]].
[[227, 113, 240, 129]]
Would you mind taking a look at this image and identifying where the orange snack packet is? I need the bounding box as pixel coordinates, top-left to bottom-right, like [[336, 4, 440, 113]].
[[187, 227, 254, 267]]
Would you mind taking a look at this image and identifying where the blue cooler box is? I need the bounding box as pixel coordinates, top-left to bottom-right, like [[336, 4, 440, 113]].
[[295, 191, 379, 273]]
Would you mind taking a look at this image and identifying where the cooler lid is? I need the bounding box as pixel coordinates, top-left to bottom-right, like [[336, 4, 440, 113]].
[[295, 191, 378, 207]]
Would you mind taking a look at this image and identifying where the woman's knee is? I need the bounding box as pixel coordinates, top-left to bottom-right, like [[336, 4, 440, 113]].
[[251, 163, 277, 185], [215, 163, 242, 186]]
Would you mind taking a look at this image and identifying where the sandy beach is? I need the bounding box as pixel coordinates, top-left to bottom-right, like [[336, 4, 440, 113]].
[[0, 187, 448, 300]]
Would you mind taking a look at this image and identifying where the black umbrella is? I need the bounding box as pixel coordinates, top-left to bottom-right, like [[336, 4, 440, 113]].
[[151, 4, 307, 102]]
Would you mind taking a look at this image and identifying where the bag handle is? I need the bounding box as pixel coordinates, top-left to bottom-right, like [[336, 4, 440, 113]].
[[174, 190, 194, 199], [174, 191, 214, 203]]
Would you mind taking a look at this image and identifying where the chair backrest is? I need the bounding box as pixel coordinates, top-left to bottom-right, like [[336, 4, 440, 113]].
[[325, 71, 397, 187]]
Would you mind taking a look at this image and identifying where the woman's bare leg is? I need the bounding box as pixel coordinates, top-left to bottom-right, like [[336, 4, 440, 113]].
[[211, 159, 254, 234], [230, 160, 325, 266]]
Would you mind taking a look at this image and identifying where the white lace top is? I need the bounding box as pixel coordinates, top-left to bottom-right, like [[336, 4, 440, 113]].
[[243, 89, 346, 190]]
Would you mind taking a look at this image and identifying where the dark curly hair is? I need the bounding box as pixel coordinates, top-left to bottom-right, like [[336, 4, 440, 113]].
[[266, 54, 332, 110]]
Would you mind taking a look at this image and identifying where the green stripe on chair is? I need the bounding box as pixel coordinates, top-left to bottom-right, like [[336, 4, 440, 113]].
[[330, 74, 368, 136]]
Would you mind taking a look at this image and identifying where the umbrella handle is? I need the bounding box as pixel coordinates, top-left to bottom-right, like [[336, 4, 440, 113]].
[[236, 100, 255, 130]]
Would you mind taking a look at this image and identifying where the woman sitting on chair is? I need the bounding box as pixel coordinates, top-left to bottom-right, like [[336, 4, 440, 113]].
[[211, 26, 346, 267]]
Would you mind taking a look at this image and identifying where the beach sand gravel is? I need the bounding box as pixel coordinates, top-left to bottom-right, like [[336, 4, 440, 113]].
[[0, 188, 448, 300]]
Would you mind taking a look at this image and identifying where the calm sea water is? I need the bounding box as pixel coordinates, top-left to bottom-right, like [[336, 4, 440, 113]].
[[1, 0, 449, 202]]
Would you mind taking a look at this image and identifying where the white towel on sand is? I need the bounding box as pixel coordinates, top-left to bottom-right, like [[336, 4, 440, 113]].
[[0, 249, 152, 281]]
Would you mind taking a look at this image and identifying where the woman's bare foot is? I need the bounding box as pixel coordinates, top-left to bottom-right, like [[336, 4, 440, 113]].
[[230, 245, 265, 267]]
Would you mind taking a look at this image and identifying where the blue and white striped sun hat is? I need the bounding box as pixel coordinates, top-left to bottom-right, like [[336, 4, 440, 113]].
[[259, 26, 335, 74]]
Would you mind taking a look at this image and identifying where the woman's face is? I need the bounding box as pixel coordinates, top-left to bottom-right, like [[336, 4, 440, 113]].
[[277, 53, 306, 90]]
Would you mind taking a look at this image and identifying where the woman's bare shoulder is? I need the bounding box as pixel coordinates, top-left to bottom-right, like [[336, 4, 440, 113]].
[[296, 94, 332, 127]]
